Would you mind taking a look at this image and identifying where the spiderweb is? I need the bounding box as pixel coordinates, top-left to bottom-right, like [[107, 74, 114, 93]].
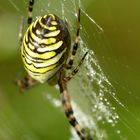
[[6, 0, 140, 140]]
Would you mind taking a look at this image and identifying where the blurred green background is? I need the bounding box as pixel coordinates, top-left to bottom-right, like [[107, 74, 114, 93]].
[[0, 0, 140, 140]]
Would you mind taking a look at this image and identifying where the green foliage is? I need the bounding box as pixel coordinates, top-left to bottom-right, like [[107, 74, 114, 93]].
[[0, 0, 140, 140]]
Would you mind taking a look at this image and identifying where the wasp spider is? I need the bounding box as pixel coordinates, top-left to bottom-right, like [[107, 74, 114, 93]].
[[17, 0, 93, 140]]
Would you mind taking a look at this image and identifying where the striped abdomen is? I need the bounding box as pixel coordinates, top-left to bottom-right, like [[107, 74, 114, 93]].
[[21, 14, 71, 83]]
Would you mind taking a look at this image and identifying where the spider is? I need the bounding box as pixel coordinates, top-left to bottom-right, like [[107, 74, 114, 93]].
[[17, 0, 93, 140]]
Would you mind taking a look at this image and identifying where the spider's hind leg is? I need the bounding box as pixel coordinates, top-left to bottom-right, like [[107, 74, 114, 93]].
[[65, 51, 88, 82], [19, 16, 25, 44], [66, 8, 81, 69], [28, 0, 34, 25]]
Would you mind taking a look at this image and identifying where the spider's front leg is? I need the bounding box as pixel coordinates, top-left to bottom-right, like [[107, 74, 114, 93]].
[[58, 70, 93, 140], [16, 75, 37, 91]]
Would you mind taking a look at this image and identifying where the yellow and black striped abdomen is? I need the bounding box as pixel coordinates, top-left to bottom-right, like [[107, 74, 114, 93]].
[[21, 14, 71, 83]]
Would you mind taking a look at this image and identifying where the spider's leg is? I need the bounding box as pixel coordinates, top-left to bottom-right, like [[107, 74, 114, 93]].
[[19, 16, 24, 45], [16, 0, 36, 91], [18, 0, 34, 45], [66, 9, 81, 69], [28, 0, 34, 25], [58, 70, 93, 140], [64, 51, 88, 82], [16, 75, 37, 92]]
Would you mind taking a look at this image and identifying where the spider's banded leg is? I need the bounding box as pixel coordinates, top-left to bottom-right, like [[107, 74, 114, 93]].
[[19, 16, 24, 45], [28, 0, 34, 25], [64, 51, 88, 82], [16, 75, 37, 91], [58, 71, 93, 140], [66, 9, 81, 69]]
